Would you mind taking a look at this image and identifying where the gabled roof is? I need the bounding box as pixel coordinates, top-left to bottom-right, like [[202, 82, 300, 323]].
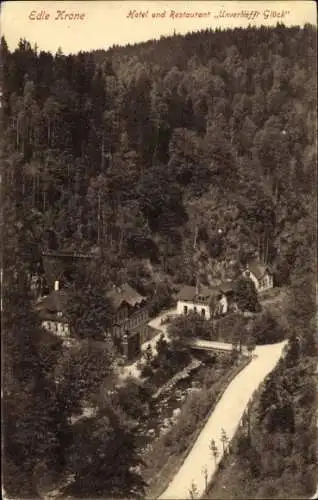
[[176, 285, 197, 301], [247, 260, 273, 281], [106, 283, 146, 310]]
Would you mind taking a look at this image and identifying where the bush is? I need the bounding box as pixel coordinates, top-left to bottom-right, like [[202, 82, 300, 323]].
[[116, 380, 151, 420], [214, 312, 248, 343], [168, 312, 211, 342], [141, 364, 154, 378], [235, 277, 260, 313], [236, 433, 252, 458], [156, 334, 168, 355]]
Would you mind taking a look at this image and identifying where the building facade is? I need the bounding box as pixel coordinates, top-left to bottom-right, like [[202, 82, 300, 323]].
[[242, 260, 274, 293], [107, 283, 153, 360], [34, 281, 71, 339]]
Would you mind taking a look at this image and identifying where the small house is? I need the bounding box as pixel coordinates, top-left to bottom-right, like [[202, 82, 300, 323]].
[[176, 283, 230, 320], [34, 281, 70, 338], [106, 283, 153, 360], [242, 259, 274, 293]]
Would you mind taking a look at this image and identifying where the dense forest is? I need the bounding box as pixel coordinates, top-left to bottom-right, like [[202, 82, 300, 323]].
[[1, 23, 317, 498], [1, 23, 316, 287]]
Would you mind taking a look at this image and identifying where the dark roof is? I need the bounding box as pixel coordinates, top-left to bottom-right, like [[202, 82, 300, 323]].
[[177, 285, 222, 302], [247, 260, 273, 281], [35, 289, 68, 314], [106, 283, 146, 310]]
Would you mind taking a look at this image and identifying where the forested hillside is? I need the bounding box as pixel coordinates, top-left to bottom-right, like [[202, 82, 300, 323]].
[[1, 23, 316, 290], [1, 23, 317, 498]]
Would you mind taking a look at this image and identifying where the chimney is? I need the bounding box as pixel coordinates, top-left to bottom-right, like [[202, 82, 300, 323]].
[[195, 276, 200, 296], [54, 280, 59, 291]]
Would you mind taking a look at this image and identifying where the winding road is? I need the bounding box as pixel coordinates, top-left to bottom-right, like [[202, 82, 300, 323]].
[[119, 309, 289, 500], [159, 340, 287, 500]]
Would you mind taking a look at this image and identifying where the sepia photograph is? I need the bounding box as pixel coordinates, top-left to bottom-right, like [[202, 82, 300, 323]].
[[1, 1, 317, 499]]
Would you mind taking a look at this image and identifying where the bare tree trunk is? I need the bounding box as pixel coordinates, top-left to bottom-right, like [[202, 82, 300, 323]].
[[264, 229, 269, 264], [153, 124, 159, 162], [118, 220, 124, 253], [97, 192, 101, 244], [101, 136, 105, 171], [36, 174, 40, 206], [52, 122, 55, 146], [193, 223, 198, 250], [16, 118, 19, 148], [110, 223, 113, 249], [32, 175, 36, 207]]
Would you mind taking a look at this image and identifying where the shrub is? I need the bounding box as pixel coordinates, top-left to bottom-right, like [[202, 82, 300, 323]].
[[148, 281, 173, 317]]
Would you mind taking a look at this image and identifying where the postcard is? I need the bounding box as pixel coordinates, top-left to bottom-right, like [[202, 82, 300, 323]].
[[1, 2, 317, 499]]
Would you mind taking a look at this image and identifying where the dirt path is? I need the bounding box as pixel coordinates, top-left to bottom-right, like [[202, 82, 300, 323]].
[[159, 341, 287, 500]]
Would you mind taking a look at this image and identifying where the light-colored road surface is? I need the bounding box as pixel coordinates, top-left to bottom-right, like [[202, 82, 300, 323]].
[[159, 340, 287, 500], [147, 308, 177, 334]]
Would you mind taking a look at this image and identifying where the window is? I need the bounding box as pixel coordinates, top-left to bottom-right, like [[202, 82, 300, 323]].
[[184, 305, 188, 314], [194, 306, 197, 313], [201, 308, 206, 317]]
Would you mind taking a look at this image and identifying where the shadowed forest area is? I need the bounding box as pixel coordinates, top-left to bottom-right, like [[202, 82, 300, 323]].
[[1, 23, 316, 498]]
